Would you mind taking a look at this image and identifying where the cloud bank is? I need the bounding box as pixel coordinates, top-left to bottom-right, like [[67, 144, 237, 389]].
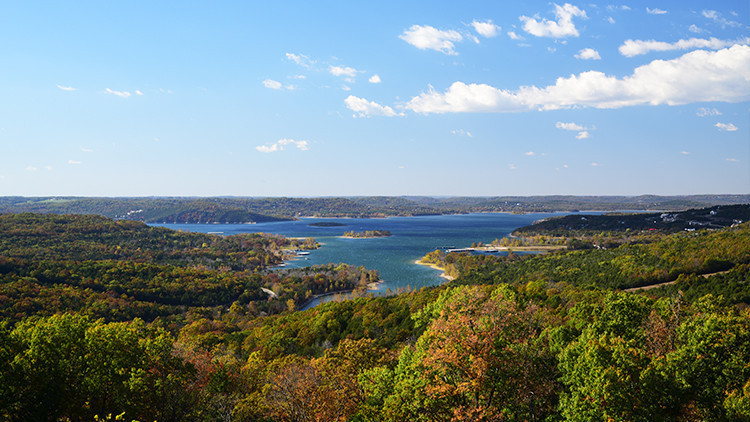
[[405, 45, 750, 114]]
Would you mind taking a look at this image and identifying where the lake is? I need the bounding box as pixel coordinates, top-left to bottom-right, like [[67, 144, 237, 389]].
[[153, 212, 576, 297]]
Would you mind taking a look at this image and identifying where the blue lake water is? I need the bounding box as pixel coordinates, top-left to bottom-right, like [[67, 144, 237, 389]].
[[153, 212, 576, 296]]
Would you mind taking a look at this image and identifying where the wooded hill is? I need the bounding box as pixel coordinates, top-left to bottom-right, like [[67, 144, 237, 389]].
[[0, 213, 749, 421], [514, 204, 750, 236], [1, 195, 748, 223]]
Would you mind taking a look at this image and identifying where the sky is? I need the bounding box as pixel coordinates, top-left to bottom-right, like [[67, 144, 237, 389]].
[[0, 0, 748, 197]]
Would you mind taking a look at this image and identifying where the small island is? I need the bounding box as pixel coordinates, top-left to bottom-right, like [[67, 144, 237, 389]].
[[342, 230, 392, 238]]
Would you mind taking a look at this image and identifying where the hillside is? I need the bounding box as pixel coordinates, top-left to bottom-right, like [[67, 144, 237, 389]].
[[513, 204, 750, 236], [1, 195, 749, 223], [1, 213, 749, 421]]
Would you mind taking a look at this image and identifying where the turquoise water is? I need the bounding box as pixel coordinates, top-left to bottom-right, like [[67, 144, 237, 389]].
[[154, 212, 573, 295]]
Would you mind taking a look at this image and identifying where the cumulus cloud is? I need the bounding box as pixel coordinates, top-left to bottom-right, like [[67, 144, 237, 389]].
[[556, 122, 585, 131], [472, 20, 501, 38], [619, 37, 748, 57], [575, 48, 601, 60], [56, 84, 76, 91], [330, 65, 358, 78], [689, 24, 706, 34], [406, 45, 750, 114], [681, 151, 691, 155], [520, 3, 587, 38], [256, 138, 309, 153], [557, 122, 590, 139], [369, 74, 382, 84], [726, 158, 740, 162], [715, 122, 738, 131], [68, 160, 81, 165], [105, 88, 132, 98], [399, 24, 463, 55], [262, 79, 283, 89], [646, 7, 667, 15], [286, 53, 315, 68], [135, 90, 144, 96], [263, 79, 294, 90], [696, 107, 721, 117], [525, 151, 536, 156], [345, 95, 403, 118], [507, 31, 523, 40]]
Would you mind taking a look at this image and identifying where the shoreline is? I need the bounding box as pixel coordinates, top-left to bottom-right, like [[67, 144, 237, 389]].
[[414, 259, 455, 281]]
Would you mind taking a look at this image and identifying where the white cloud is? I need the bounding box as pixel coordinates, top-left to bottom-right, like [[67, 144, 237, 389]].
[[262, 79, 294, 90], [607, 5, 631, 11], [369, 74, 382, 84], [256, 138, 309, 153], [556, 121, 585, 131], [291, 74, 307, 79], [715, 122, 738, 131], [56, 84, 76, 91], [45, 165, 53, 171], [262, 79, 283, 89], [507, 31, 523, 40], [591, 162, 601, 166], [557, 122, 590, 139], [575, 48, 601, 60], [689, 24, 706, 34], [696, 107, 721, 117], [135, 90, 144, 96], [105, 88, 131, 98], [330, 65, 358, 78], [681, 151, 691, 155], [702, 10, 741, 28], [727, 158, 740, 162], [68, 160, 81, 165], [472, 20, 501, 38], [286, 53, 315, 68], [520, 3, 587, 38], [406, 45, 750, 114], [608, 17, 616, 24], [646, 7, 667, 15], [26, 166, 37, 171], [619, 37, 747, 57], [399, 24, 463, 55], [509, 164, 517, 170], [451, 129, 473, 137], [81, 148, 94, 152], [525, 151, 536, 156], [345, 95, 403, 118]]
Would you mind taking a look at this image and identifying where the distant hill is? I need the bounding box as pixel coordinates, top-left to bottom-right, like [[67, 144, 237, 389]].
[[0, 195, 748, 223], [513, 204, 750, 236]]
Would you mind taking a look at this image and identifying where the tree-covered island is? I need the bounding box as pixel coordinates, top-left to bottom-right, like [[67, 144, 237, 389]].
[[342, 230, 392, 238]]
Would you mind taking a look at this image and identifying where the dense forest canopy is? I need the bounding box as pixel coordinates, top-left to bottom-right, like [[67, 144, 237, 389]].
[[1, 195, 748, 223], [0, 210, 749, 421]]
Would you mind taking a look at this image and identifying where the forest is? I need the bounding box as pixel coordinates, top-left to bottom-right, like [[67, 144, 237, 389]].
[[1, 195, 749, 223], [0, 211, 749, 421]]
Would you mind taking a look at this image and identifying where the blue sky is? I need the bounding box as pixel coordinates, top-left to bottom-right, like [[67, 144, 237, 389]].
[[0, 1, 748, 196]]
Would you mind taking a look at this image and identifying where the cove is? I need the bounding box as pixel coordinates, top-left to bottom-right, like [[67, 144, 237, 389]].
[[153, 212, 577, 295]]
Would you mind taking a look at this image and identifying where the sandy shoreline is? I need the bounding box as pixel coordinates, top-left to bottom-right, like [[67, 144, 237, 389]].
[[414, 259, 455, 281]]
